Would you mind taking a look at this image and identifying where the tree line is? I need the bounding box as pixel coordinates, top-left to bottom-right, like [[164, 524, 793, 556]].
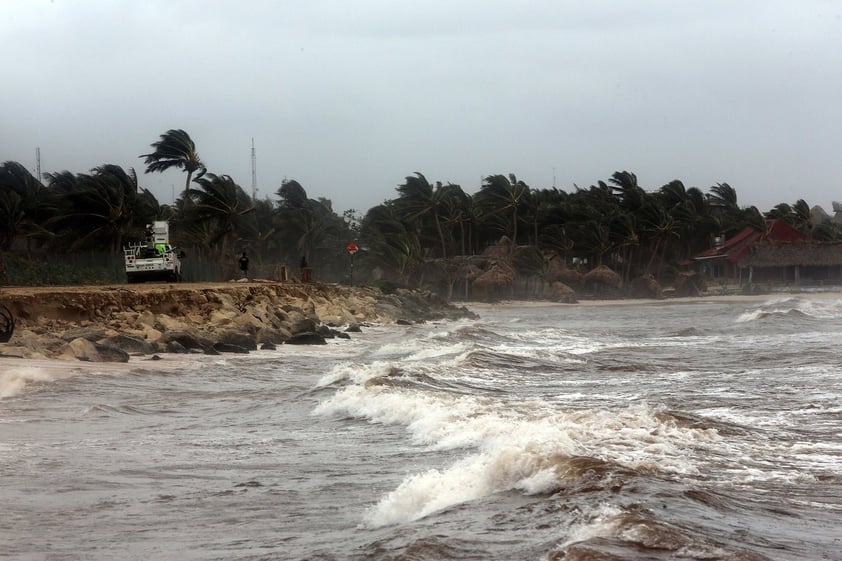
[[2, 128, 839, 287], [362, 170, 841, 287]]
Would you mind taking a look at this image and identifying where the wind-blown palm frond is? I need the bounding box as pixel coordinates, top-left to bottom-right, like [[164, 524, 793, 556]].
[[0, 161, 51, 251], [184, 173, 254, 261], [140, 129, 205, 202], [475, 173, 531, 243], [44, 165, 155, 252]]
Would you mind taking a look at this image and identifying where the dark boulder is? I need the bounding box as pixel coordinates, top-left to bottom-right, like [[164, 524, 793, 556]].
[[61, 327, 108, 342], [213, 342, 250, 354], [164, 340, 188, 354], [285, 332, 327, 345], [290, 318, 318, 334], [99, 334, 154, 355], [67, 337, 129, 362], [159, 331, 213, 352], [216, 330, 258, 351], [95, 344, 130, 363]]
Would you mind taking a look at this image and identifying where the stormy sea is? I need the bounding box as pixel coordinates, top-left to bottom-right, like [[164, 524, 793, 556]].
[[2, 296, 841, 560]]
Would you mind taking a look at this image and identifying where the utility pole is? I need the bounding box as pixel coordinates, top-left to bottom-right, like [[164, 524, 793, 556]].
[[251, 138, 257, 201]]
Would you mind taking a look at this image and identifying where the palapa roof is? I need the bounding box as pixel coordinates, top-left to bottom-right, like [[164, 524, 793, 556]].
[[473, 263, 514, 288], [742, 242, 842, 268], [545, 258, 584, 286], [584, 265, 620, 287]]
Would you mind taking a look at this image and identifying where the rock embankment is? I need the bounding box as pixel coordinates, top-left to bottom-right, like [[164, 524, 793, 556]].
[[0, 282, 477, 362]]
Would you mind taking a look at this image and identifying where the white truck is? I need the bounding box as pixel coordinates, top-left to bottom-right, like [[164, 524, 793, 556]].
[[123, 221, 184, 283]]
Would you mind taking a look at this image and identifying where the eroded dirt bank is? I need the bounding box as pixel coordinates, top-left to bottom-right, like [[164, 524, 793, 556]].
[[0, 281, 476, 362]]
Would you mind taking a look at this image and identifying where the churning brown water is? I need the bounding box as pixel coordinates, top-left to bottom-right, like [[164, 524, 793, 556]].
[[2, 296, 841, 560]]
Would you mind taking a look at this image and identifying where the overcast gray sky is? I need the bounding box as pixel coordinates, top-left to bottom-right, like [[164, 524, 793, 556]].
[[2, 0, 841, 214]]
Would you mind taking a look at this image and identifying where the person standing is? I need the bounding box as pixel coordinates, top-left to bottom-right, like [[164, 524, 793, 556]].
[[239, 252, 249, 279], [300, 255, 310, 282]]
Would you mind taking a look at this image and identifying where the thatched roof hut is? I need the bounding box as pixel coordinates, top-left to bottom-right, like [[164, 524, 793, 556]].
[[482, 236, 514, 263], [549, 281, 577, 303], [672, 271, 706, 297], [584, 265, 620, 288], [472, 263, 514, 301], [629, 274, 663, 299], [545, 258, 584, 288]]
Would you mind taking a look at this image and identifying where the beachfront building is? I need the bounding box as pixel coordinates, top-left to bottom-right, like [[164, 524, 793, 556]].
[[693, 219, 842, 288]]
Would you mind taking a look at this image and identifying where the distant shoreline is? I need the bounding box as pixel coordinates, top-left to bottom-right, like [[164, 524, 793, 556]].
[[458, 289, 842, 309]]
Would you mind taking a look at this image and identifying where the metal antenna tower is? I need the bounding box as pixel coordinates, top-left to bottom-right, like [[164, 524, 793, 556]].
[[250, 138, 257, 201], [36, 147, 41, 180]]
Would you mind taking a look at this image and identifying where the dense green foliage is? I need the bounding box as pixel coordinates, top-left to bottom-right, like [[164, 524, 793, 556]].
[[2, 130, 840, 286]]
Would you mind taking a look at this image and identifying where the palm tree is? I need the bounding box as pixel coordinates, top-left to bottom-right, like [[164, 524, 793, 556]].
[[44, 166, 156, 253], [439, 183, 471, 256], [609, 170, 647, 212], [395, 172, 452, 258], [184, 173, 254, 263], [765, 199, 813, 235], [0, 161, 51, 252], [360, 202, 423, 285], [274, 180, 347, 274], [277, 179, 309, 210], [708, 182, 741, 235], [640, 202, 678, 274], [475, 173, 531, 244], [244, 197, 277, 263], [659, 180, 718, 260], [791, 199, 813, 234], [140, 129, 205, 203]]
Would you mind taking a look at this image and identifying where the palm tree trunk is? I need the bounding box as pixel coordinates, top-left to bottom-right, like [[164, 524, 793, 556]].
[[646, 239, 661, 274], [434, 211, 447, 258], [182, 170, 193, 207], [512, 207, 518, 244]]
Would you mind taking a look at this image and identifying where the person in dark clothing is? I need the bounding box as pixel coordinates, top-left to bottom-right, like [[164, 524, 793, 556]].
[[300, 255, 309, 282], [239, 252, 249, 279]]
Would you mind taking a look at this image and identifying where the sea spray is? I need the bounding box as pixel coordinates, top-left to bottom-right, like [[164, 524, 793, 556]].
[[0, 366, 54, 399]]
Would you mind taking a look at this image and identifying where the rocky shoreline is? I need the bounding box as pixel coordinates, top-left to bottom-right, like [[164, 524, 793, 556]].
[[0, 282, 477, 362]]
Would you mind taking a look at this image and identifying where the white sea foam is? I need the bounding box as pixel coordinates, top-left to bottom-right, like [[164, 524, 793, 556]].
[[0, 355, 202, 400], [318, 379, 727, 526], [370, 339, 427, 358], [557, 503, 626, 548], [314, 360, 398, 387], [406, 342, 470, 362], [0, 366, 56, 399], [736, 295, 842, 323]]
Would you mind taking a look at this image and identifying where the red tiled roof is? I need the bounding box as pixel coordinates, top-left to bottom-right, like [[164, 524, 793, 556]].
[[694, 227, 759, 259], [693, 219, 809, 262], [765, 219, 808, 242]]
